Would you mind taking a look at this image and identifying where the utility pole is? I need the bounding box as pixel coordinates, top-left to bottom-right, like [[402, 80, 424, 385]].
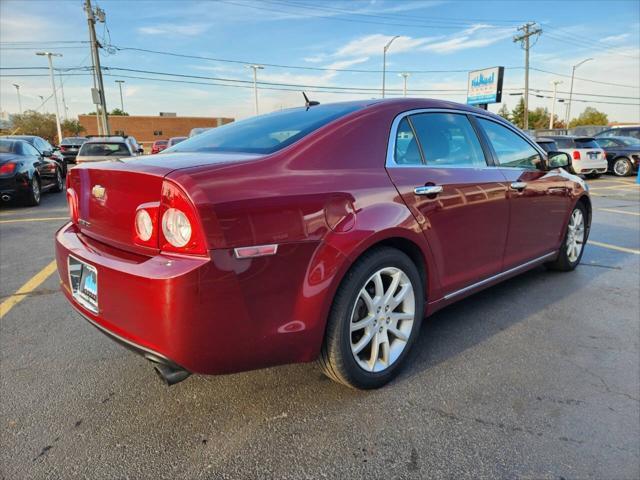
[[246, 65, 264, 115], [549, 80, 562, 129], [382, 36, 400, 98], [115, 80, 125, 111], [399, 72, 410, 97], [566, 58, 593, 126], [84, 0, 110, 135], [513, 22, 542, 130], [12, 84, 22, 114], [36, 52, 63, 144], [58, 71, 68, 120]]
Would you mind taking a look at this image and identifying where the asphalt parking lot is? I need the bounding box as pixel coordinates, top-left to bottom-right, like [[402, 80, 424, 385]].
[[1, 175, 639, 480]]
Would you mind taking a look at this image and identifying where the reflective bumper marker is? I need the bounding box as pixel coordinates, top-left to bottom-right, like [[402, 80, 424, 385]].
[[234, 244, 279, 259]]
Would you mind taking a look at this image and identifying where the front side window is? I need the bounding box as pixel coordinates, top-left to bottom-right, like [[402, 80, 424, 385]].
[[477, 118, 542, 169], [167, 103, 363, 154], [22, 142, 41, 156], [394, 118, 422, 165], [410, 113, 486, 167]]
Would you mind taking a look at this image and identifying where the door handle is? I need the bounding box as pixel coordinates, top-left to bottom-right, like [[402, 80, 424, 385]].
[[414, 185, 443, 196], [510, 182, 527, 191]]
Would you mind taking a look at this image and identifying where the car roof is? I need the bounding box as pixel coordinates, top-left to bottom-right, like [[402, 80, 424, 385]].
[[535, 138, 557, 142]]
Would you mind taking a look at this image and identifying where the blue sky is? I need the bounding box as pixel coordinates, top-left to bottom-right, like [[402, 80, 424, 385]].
[[1, 0, 639, 122]]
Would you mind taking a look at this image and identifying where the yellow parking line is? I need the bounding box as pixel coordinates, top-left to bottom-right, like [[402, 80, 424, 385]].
[[0, 216, 68, 224], [598, 208, 640, 217], [588, 240, 640, 255], [0, 260, 58, 319]]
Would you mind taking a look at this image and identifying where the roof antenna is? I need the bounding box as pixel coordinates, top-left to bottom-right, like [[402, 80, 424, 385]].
[[302, 91, 320, 110]]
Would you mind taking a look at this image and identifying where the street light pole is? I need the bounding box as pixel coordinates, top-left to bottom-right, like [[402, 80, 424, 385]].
[[58, 71, 68, 120], [115, 80, 125, 112], [549, 80, 562, 129], [36, 52, 63, 144], [382, 36, 400, 98], [12, 84, 22, 114], [399, 72, 410, 97], [566, 58, 593, 126], [246, 64, 264, 115]]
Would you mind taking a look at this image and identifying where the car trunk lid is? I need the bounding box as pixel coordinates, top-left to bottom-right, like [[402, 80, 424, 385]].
[[67, 152, 264, 255]]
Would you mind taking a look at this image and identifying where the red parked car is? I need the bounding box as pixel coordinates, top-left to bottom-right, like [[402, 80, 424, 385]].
[[150, 140, 168, 154], [55, 99, 590, 389]]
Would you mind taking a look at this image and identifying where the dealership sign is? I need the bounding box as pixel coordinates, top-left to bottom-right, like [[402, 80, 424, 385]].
[[466, 66, 504, 105]]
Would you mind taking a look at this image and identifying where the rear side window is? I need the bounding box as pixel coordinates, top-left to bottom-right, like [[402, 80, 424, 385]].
[[478, 118, 542, 169], [80, 142, 131, 156], [167, 103, 363, 154], [394, 118, 422, 165], [410, 113, 486, 167], [574, 138, 599, 149]]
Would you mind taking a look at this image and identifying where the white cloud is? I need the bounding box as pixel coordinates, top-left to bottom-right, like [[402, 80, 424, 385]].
[[601, 33, 630, 43], [334, 34, 436, 57], [137, 23, 208, 36], [422, 25, 514, 54]]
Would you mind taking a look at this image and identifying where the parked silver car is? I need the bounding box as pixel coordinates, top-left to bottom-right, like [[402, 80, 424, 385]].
[[75, 136, 143, 163]]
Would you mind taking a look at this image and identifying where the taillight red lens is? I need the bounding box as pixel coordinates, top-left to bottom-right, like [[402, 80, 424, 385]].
[[60, 146, 68, 152], [67, 188, 79, 223], [158, 181, 206, 255], [572, 150, 581, 160], [0, 162, 17, 175]]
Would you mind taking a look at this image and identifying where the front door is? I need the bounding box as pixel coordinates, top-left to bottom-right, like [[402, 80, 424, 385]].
[[385, 112, 510, 297], [474, 117, 570, 269]]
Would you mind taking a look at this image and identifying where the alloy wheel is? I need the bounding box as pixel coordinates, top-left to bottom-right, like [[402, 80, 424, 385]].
[[566, 209, 585, 263], [349, 267, 415, 373], [32, 178, 40, 203], [614, 159, 630, 177], [56, 170, 63, 190]]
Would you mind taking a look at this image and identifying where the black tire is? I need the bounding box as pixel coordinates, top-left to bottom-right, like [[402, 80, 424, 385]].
[[545, 202, 588, 271], [612, 157, 632, 177], [318, 247, 424, 389], [586, 173, 601, 179], [25, 176, 41, 206], [51, 168, 63, 193]]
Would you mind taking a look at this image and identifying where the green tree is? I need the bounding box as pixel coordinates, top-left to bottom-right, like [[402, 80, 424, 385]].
[[11, 110, 57, 143], [110, 108, 129, 116], [568, 107, 608, 128], [61, 119, 86, 136], [510, 97, 526, 128], [497, 104, 511, 121]]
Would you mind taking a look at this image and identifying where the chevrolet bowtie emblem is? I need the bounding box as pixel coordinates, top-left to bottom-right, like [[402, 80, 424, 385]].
[[91, 185, 106, 200]]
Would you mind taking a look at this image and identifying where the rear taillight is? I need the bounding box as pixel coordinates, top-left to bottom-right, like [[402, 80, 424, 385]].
[[158, 181, 206, 255], [67, 188, 79, 223], [133, 203, 159, 248], [0, 162, 17, 175], [60, 146, 68, 152], [572, 150, 581, 160]]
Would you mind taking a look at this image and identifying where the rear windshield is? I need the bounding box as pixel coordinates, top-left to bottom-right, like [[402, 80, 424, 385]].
[[537, 140, 558, 153], [574, 138, 599, 149], [553, 137, 574, 149], [62, 137, 87, 145], [79, 142, 131, 156], [167, 103, 363, 154]]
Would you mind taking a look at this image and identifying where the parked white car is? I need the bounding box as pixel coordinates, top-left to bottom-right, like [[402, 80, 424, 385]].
[[75, 136, 143, 163], [540, 136, 607, 178]]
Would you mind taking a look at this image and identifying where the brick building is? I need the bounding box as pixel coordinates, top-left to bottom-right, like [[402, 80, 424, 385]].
[[78, 114, 234, 148]]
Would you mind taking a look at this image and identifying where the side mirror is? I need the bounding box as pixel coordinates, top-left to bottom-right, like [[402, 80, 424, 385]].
[[137, 148, 144, 154], [548, 151, 572, 170], [42, 150, 53, 157]]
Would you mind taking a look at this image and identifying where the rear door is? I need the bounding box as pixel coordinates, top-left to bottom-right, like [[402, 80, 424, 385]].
[[385, 111, 510, 296], [474, 117, 570, 268]]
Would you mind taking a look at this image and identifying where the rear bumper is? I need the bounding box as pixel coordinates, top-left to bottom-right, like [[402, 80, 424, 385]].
[[573, 160, 607, 174], [55, 222, 327, 375]]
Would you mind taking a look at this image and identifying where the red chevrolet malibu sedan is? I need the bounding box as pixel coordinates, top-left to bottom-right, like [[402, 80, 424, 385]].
[[55, 99, 590, 389]]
